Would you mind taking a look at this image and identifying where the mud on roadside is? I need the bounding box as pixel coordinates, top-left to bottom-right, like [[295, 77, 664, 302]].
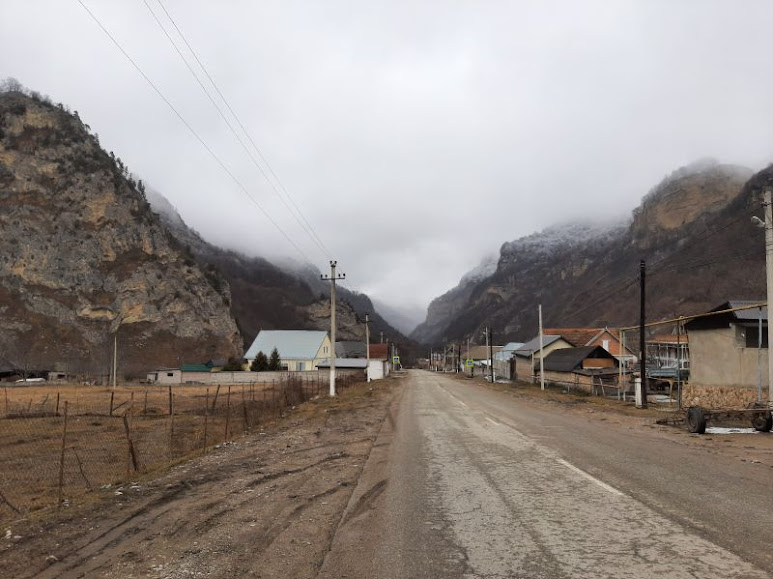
[[1, 379, 400, 579], [449, 372, 773, 468]]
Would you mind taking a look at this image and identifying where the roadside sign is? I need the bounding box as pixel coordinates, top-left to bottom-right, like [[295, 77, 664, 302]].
[[392, 356, 400, 365], [465, 359, 473, 368]]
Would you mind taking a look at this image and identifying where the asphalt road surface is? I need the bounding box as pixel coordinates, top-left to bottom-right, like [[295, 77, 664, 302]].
[[319, 370, 773, 579]]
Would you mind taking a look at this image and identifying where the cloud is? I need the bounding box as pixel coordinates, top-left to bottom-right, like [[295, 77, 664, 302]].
[[3, 0, 773, 323]]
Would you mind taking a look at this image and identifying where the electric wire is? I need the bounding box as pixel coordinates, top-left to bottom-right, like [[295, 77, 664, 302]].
[[75, 0, 312, 263], [149, 0, 334, 260]]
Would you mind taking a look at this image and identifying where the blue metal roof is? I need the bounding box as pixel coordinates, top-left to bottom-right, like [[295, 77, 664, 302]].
[[245, 330, 329, 360]]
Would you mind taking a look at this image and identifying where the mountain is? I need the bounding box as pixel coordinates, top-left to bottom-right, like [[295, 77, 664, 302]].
[[371, 298, 426, 336], [413, 159, 760, 345], [0, 86, 414, 376], [0, 90, 240, 375], [411, 253, 498, 344]]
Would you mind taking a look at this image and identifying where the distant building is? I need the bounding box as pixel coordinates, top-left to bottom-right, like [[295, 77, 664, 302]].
[[367, 343, 391, 380], [244, 330, 331, 372], [514, 335, 573, 382]]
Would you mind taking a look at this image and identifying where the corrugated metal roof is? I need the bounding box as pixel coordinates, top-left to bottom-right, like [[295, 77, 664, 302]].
[[725, 301, 767, 320], [515, 335, 564, 357], [180, 364, 211, 373], [245, 330, 328, 360], [501, 342, 525, 352], [369, 343, 389, 360]]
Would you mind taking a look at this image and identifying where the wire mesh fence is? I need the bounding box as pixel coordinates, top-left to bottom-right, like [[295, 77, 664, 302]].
[[0, 373, 359, 524]]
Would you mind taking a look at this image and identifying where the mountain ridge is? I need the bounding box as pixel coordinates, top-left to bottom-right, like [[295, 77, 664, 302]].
[[412, 159, 760, 345]]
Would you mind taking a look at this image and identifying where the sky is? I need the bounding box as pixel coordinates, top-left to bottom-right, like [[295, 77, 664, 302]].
[[2, 0, 773, 331]]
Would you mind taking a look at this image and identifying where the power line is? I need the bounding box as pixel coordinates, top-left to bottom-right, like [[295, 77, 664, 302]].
[[148, 0, 334, 260], [76, 0, 312, 263]]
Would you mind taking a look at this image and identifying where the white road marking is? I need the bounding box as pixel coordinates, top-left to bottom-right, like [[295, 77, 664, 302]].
[[556, 458, 624, 497], [486, 417, 499, 426]]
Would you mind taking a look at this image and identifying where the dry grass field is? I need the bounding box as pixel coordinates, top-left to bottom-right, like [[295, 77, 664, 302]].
[[0, 376, 353, 524]]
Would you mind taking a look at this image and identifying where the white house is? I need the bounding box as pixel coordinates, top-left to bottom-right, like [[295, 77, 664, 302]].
[[244, 330, 331, 372]]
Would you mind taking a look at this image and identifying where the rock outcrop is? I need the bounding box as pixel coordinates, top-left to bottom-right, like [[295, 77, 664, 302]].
[[0, 91, 240, 376]]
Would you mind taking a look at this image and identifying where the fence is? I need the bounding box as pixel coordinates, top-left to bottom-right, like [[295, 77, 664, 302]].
[[0, 373, 358, 524]]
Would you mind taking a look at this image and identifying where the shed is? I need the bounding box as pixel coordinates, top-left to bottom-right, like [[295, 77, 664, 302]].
[[541, 346, 620, 393]]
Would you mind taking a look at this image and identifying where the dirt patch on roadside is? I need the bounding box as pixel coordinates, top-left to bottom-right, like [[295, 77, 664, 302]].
[[1, 380, 400, 579]]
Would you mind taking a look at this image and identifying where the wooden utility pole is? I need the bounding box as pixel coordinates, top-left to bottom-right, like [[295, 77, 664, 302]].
[[321, 261, 345, 396], [538, 304, 545, 391], [639, 260, 648, 408]]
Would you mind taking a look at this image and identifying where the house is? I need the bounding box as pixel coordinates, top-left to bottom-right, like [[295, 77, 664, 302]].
[[493, 342, 525, 380], [245, 330, 332, 372], [545, 327, 637, 366], [541, 346, 621, 393], [367, 343, 391, 380], [513, 335, 573, 382], [684, 301, 767, 407]]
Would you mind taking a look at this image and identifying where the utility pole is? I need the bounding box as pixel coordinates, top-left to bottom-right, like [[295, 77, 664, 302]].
[[538, 304, 545, 390], [639, 260, 648, 408], [488, 328, 494, 383], [467, 337, 471, 377], [321, 261, 345, 397], [365, 313, 370, 382], [483, 327, 489, 380], [765, 190, 773, 405]]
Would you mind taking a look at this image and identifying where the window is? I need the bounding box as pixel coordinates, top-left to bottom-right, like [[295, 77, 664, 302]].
[[323, 346, 328, 354], [602, 339, 610, 351], [167, 372, 174, 377], [745, 326, 768, 348], [297, 362, 305, 371]]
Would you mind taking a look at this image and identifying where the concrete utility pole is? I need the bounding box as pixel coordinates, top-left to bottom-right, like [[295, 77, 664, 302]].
[[539, 304, 545, 391], [321, 261, 345, 397], [365, 313, 371, 382], [639, 260, 648, 409], [764, 190, 773, 405]]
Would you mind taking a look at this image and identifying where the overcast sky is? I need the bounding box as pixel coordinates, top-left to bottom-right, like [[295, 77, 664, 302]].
[[3, 0, 773, 328]]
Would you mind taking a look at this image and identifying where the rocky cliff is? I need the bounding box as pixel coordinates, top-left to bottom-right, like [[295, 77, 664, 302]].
[[0, 91, 242, 376], [413, 159, 760, 345]]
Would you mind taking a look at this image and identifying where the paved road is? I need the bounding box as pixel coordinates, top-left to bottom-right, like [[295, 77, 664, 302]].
[[319, 370, 773, 578]]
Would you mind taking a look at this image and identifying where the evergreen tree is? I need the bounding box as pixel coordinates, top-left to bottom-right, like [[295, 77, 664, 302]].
[[268, 348, 282, 371], [251, 351, 269, 371]]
